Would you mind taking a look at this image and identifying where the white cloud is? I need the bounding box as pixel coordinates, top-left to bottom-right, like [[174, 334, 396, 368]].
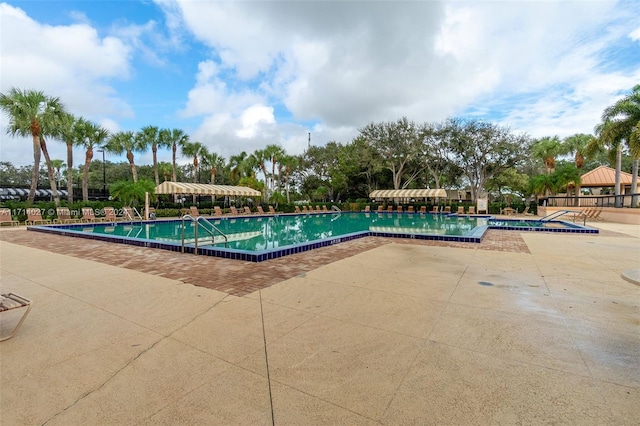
[[630, 27, 640, 41]]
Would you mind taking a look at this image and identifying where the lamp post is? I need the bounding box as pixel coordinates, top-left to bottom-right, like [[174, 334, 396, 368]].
[[97, 149, 106, 199]]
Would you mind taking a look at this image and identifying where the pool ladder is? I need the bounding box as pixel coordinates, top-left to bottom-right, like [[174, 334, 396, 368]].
[[537, 210, 586, 225], [180, 215, 228, 255]]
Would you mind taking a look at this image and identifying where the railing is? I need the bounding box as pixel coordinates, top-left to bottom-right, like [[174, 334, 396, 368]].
[[545, 193, 640, 209], [124, 207, 143, 221], [180, 215, 228, 255]]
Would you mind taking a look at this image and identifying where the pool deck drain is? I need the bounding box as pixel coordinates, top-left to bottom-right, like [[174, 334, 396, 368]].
[[1, 228, 527, 296]]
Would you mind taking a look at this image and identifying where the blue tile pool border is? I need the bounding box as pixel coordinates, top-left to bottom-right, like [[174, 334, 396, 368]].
[[27, 214, 598, 262]]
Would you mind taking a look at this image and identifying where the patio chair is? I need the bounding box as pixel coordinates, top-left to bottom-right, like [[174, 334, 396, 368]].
[[468, 206, 475, 214], [407, 206, 414, 213], [0, 293, 33, 341], [363, 205, 371, 213], [54, 207, 80, 224], [103, 207, 121, 222], [189, 206, 200, 217], [419, 206, 427, 214], [214, 206, 224, 216], [377, 206, 384, 213], [444, 206, 451, 213], [81, 207, 104, 222], [269, 205, 277, 214], [0, 208, 19, 226], [387, 206, 393, 213], [457, 206, 465, 214], [397, 206, 403, 213], [587, 208, 605, 222], [230, 206, 240, 215], [26, 208, 51, 225], [431, 206, 439, 213], [257, 206, 266, 214], [315, 206, 321, 212], [123, 207, 142, 220], [322, 205, 329, 212], [244, 206, 253, 215], [295, 206, 301, 213]]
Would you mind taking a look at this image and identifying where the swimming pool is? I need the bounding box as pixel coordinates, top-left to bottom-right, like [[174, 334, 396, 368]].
[[28, 212, 597, 262]]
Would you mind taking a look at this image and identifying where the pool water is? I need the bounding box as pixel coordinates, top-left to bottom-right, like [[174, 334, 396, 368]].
[[86, 212, 485, 251]]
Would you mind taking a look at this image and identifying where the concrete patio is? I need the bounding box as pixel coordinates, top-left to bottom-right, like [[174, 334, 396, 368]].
[[1, 222, 639, 425]]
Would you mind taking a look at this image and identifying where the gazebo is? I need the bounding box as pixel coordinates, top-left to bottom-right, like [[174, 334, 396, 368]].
[[579, 166, 633, 194]]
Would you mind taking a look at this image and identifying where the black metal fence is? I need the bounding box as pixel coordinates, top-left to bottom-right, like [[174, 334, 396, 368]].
[[546, 193, 640, 208]]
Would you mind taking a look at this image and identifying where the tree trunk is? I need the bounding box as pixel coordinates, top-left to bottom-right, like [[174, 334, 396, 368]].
[[40, 137, 61, 207], [66, 142, 74, 203], [172, 143, 177, 182], [29, 135, 41, 204], [153, 144, 159, 186], [82, 148, 93, 202], [615, 143, 622, 206], [632, 158, 639, 207], [127, 151, 138, 182]]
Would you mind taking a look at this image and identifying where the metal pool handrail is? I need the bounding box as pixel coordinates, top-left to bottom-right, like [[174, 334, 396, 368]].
[[181, 214, 228, 255], [537, 210, 585, 224]]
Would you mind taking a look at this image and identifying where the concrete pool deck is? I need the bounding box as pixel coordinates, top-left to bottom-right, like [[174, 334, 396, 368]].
[[0, 222, 639, 424]]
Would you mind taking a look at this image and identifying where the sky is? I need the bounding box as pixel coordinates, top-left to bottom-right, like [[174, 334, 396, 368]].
[[1, 0, 639, 167]]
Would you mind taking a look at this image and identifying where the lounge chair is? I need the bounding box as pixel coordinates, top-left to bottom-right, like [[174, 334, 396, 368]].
[[363, 205, 371, 213], [244, 206, 253, 215], [269, 205, 276, 214], [323, 205, 329, 212], [257, 206, 266, 215], [295, 206, 301, 213], [103, 207, 121, 222], [302, 206, 309, 213], [377, 206, 384, 213], [0, 293, 32, 341], [123, 207, 142, 220], [419, 206, 427, 214], [54, 207, 80, 224], [315, 206, 321, 212], [407, 206, 414, 213], [587, 208, 605, 222], [0, 208, 19, 226], [468, 206, 475, 215], [397, 206, 403, 213], [444, 206, 451, 213], [431, 206, 439, 213], [387, 206, 393, 213], [81, 207, 103, 222], [26, 208, 51, 225], [230, 206, 240, 215], [457, 206, 465, 214], [189, 206, 200, 217], [214, 206, 224, 216]]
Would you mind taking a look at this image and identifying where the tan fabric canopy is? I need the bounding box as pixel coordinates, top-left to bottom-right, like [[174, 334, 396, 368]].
[[155, 182, 261, 197], [369, 189, 447, 199]]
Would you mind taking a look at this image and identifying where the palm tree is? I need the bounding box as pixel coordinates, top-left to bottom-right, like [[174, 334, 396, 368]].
[[77, 120, 109, 201], [159, 128, 189, 182], [0, 88, 66, 203], [50, 159, 65, 189], [201, 151, 225, 185], [137, 125, 161, 186], [249, 149, 269, 198], [264, 144, 285, 194], [531, 136, 563, 175], [278, 155, 298, 203], [598, 85, 640, 205], [229, 151, 254, 184], [563, 133, 593, 204], [56, 113, 80, 203], [181, 141, 206, 204], [106, 131, 145, 182]]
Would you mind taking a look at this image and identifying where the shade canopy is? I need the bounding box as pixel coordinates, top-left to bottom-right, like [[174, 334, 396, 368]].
[[155, 182, 261, 197], [369, 189, 447, 199]]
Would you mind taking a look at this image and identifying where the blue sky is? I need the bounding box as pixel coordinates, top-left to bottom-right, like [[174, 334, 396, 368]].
[[1, 0, 639, 167]]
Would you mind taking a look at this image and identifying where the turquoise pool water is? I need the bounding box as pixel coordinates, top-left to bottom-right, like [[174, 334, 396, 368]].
[[84, 212, 485, 251]]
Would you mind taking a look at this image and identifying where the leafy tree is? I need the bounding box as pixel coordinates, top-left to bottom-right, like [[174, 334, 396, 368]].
[[77, 120, 110, 201], [229, 151, 254, 184], [531, 136, 563, 175], [0, 88, 66, 204], [442, 118, 529, 202], [358, 117, 424, 190], [563, 133, 593, 203]]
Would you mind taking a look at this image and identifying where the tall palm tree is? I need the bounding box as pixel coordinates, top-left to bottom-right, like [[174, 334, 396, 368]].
[[159, 128, 189, 182], [531, 136, 563, 175], [278, 154, 298, 203], [201, 151, 225, 185], [56, 113, 80, 203], [137, 125, 161, 186], [563, 133, 593, 204], [250, 149, 269, 198], [229, 151, 254, 184], [0, 88, 66, 203], [598, 85, 640, 205], [77, 120, 109, 201], [50, 159, 65, 189], [264, 144, 285, 194], [106, 131, 146, 182], [181, 141, 206, 204]]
